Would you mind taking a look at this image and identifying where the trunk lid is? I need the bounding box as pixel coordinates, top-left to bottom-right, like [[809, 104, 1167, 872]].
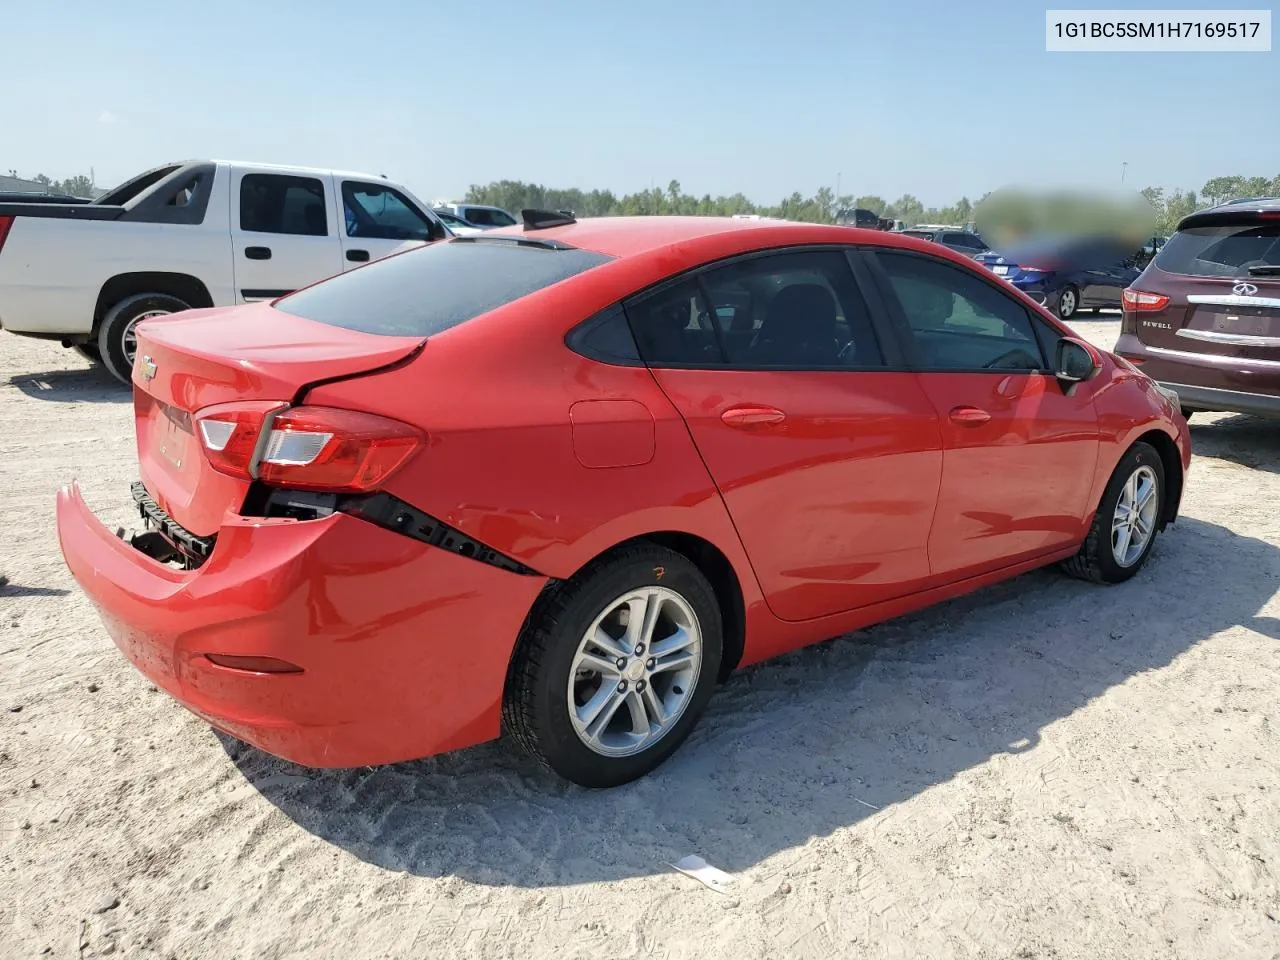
[[131, 302, 423, 536]]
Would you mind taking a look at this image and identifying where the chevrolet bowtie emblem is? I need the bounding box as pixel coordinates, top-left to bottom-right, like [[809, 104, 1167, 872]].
[[139, 355, 157, 381]]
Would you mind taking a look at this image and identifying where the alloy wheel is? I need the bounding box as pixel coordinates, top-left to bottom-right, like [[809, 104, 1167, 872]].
[[122, 310, 171, 368], [1112, 465, 1158, 567], [1058, 288, 1077, 317], [567, 586, 702, 758]]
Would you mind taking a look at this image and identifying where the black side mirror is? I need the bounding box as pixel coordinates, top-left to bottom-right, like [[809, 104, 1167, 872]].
[[1054, 337, 1100, 386]]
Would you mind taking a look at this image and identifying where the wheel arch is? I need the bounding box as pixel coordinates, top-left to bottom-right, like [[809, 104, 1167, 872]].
[[523, 530, 749, 683], [93, 272, 213, 332], [1134, 427, 1184, 528]]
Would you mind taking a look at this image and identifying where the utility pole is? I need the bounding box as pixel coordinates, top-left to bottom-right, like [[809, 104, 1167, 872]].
[[1120, 162, 1128, 184]]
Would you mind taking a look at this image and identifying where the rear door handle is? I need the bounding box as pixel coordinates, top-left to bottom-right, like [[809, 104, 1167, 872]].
[[346, 249, 370, 263], [244, 246, 272, 260], [721, 405, 786, 427], [948, 406, 992, 426]]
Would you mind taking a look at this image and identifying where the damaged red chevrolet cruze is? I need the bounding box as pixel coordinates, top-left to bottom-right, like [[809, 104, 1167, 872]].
[[57, 212, 1191, 787]]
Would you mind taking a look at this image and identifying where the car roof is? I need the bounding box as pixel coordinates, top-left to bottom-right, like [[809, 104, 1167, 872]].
[[1204, 197, 1280, 213], [483, 215, 955, 261], [1222, 196, 1280, 206], [1178, 197, 1280, 231], [203, 159, 394, 181]]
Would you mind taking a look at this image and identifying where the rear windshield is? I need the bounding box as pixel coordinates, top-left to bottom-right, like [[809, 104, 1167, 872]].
[[903, 230, 937, 241], [274, 238, 612, 336], [1155, 224, 1280, 278]]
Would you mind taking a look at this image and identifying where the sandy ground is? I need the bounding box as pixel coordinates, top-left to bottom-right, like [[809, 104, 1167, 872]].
[[1, 315, 1278, 960]]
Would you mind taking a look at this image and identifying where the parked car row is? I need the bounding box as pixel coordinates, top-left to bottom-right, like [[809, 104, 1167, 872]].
[[901, 226, 990, 258], [974, 241, 1143, 320]]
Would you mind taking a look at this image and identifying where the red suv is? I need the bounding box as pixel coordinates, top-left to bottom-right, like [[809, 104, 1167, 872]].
[[1116, 198, 1280, 419]]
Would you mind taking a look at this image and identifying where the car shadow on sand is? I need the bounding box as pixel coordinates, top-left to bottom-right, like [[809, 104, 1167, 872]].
[[8, 365, 129, 403], [223, 512, 1280, 887], [1189, 415, 1280, 475]]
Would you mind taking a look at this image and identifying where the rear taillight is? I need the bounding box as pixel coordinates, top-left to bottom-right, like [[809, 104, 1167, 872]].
[[194, 403, 424, 492], [1122, 288, 1170, 312], [194, 401, 289, 481], [258, 407, 424, 491], [0, 216, 13, 253]]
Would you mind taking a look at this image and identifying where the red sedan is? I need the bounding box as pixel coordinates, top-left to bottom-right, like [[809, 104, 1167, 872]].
[[56, 213, 1191, 787]]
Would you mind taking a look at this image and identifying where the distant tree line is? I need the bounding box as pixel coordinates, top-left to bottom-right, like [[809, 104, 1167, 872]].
[[467, 173, 1280, 237], [4, 170, 100, 199], [463, 178, 978, 228]]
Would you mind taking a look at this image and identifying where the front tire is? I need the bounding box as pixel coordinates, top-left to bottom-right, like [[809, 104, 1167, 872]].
[[1061, 442, 1166, 584], [503, 544, 723, 787], [97, 293, 190, 384], [1057, 284, 1080, 320]]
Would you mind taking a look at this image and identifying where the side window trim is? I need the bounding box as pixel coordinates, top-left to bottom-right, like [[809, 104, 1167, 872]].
[[859, 248, 1053, 374], [844, 248, 908, 368], [693, 274, 733, 365]]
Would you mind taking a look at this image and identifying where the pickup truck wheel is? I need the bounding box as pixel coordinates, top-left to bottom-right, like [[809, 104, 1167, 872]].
[[98, 293, 190, 384]]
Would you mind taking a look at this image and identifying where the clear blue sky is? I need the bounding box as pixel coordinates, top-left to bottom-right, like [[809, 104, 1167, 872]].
[[3, 0, 1276, 205]]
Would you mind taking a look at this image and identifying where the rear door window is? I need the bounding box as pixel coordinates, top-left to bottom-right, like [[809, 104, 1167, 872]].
[[274, 239, 612, 336], [700, 250, 885, 368], [240, 174, 328, 236], [1155, 224, 1280, 278]]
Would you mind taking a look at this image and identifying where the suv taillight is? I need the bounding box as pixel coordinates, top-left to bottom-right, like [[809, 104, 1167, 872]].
[[1122, 288, 1170, 312], [194, 402, 424, 492], [0, 216, 14, 254]]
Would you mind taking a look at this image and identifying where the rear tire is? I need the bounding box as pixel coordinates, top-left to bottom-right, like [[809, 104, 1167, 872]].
[[1061, 442, 1166, 584], [1057, 285, 1080, 320], [503, 544, 723, 788], [97, 293, 190, 385]]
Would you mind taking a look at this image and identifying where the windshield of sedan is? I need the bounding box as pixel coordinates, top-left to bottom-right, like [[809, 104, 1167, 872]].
[[1154, 224, 1280, 278], [274, 239, 612, 336]]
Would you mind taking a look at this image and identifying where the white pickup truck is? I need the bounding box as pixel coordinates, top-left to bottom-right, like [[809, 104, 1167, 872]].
[[0, 160, 450, 382]]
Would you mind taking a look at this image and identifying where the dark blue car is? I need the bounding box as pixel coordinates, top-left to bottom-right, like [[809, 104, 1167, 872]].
[[974, 239, 1142, 320]]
